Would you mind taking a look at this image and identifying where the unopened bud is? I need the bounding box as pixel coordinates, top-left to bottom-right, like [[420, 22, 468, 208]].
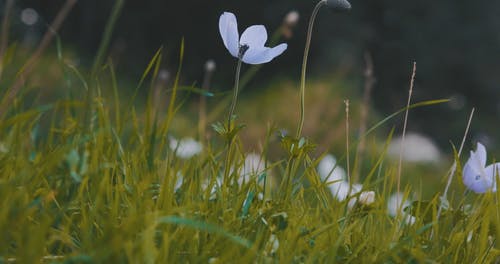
[[158, 69, 170, 81], [284, 10, 299, 27], [205, 59, 216, 72], [326, 0, 351, 12], [359, 191, 375, 205]]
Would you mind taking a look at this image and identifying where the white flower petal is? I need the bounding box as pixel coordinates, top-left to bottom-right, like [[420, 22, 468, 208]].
[[170, 137, 202, 159], [475, 142, 487, 167], [317, 154, 346, 182], [242, 43, 287, 64], [219, 12, 240, 57], [463, 159, 493, 193], [485, 162, 500, 192], [240, 25, 267, 48]]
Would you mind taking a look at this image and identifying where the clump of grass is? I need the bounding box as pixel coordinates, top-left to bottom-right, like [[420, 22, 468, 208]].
[[0, 2, 499, 263]]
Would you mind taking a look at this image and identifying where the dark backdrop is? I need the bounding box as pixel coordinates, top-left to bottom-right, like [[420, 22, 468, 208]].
[[8, 0, 500, 148]]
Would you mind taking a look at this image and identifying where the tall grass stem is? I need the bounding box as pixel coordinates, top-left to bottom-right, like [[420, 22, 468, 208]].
[[296, 0, 326, 138], [396, 61, 416, 211], [0, 0, 77, 119], [0, 0, 14, 80]]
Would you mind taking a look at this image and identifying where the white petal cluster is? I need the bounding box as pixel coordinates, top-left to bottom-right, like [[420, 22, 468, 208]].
[[387, 192, 416, 225], [463, 142, 500, 193], [317, 154, 375, 207], [169, 137, 202, 159], [219, 12, 287, 64]]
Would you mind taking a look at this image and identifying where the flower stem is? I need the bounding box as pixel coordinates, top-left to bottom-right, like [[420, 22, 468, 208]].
[[296, 0, 326, 138], [227, 57, 244, 130], [223, 53, 244, 196]]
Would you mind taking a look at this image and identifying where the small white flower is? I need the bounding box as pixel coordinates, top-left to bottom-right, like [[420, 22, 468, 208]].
[[347, 189, 374, 208], [317, 154, 346, 183], [169, 137, 202, 159], [237, 153, 267, 186], [387, 192, 416, 225], [265, 234, 279, 256], [463, 142, 500, 193], [330, 181, 361, 202], [205, 59, 216, 72], [202, 177, 222, 200], [387, 192, 410, 217], [219, 12, 287, 64], [358, 191, 375, 205], [284, 10, 300, 26]]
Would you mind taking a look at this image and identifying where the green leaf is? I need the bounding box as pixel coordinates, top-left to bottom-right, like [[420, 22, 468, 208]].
[[157, 216, 252, 248]]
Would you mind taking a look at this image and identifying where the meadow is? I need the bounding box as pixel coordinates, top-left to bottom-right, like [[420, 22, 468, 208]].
[[1, 0, 499, 263]]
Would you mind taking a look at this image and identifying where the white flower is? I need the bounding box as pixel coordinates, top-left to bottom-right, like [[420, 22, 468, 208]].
[[330, 181, 362, 201], [219, 12, 287, 64], [387, 192, 410, 217], [265, 234, 279, 256], [202, 177, 222, 200], [169, 137, 202, 159], [237, 153, 267, 186], [463, 142, 500, 193], [387, 132, 441, 163], [317, 154, 346, 183], [358, 191, 375, 205], [387, 192, 416, 225], [205, 59, 216, 72], [284, 10, 299, 26], [347, 189, 374, 208]]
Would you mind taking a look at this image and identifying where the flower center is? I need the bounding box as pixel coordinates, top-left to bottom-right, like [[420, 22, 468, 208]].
[[238, 44, 250, 59], [475, 175, 481, 181]]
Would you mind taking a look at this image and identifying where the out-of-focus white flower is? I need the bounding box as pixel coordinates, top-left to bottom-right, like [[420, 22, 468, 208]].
[[463, 142, 500, 193], [317, 154, 346, 183], [387, 192, 410, 217], [265, 234, 279, 256], [387, 133, 441, 163], [283, 10, 299, 26], [387, 192, 416, 225], [219, 12, 287, 64], [330, 181, 362, 202], [21, 8, 39, 26], [358, 191, 375, 205], [347, 190, 375, 208], [237, 153, 267, 186], [169, 137, 202, 159], [202, 177, 222, 200], [205, 59, 216, 72], [174, 171, 183, 190]]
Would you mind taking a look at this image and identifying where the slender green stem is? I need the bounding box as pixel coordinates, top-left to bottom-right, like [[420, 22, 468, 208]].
[[223, 51, 245, 195], [296, 0, 326, 138], [227, 57, 243, 130]]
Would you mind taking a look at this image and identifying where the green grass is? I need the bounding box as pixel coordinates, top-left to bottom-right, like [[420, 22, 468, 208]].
[[0, 47, 499, 263], [1, 7, 500, 264]]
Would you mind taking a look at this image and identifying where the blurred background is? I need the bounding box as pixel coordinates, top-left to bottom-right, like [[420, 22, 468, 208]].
[[3, 0, 500, 157]]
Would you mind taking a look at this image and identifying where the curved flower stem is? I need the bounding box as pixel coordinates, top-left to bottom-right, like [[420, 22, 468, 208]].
[[223, 53, 244, 197], [227, 57, 243, 129], [296, 0, 326, 138]]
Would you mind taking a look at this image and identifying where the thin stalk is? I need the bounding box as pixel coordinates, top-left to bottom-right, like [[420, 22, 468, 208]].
[[344, 99, 350, 183], [86, 0, 124, 133], [396, 61, 416, 213], [0, 0, 14, 80], [0, 0, 77, 118], [437, 107, 475, 219], [296, 0, 326, 138], [353, 52, 375, 182], [227, 58, 243, 129], [223, 51, 245, 193]]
